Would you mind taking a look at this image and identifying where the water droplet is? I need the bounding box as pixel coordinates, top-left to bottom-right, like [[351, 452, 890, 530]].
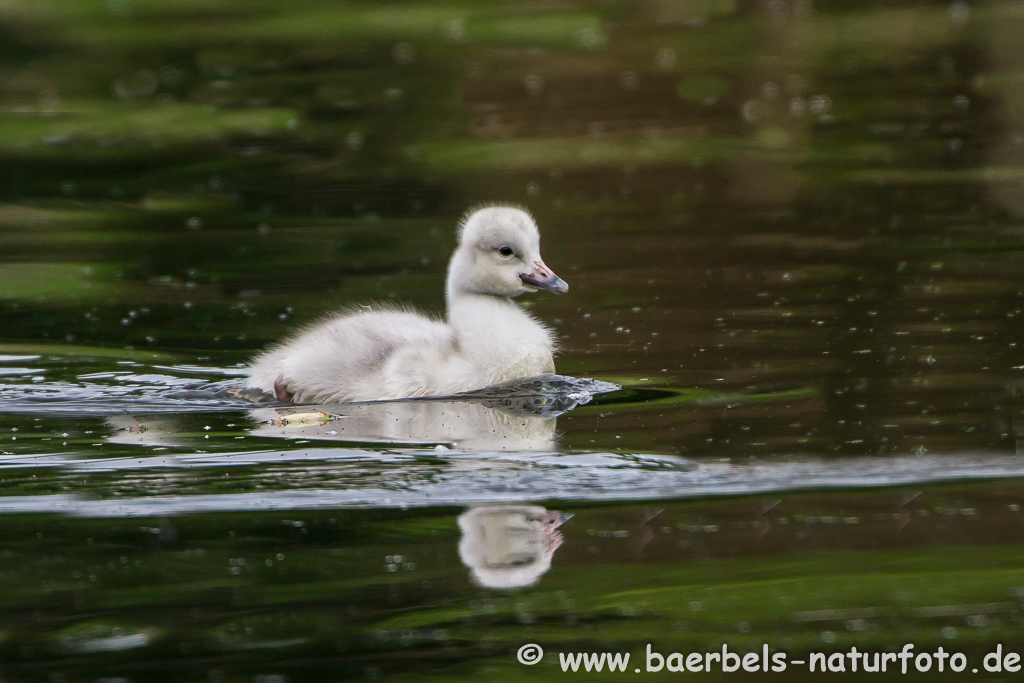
[[113, 70, 158, 101], [656, 47, 676, 70], [950, 1, 970, 25], [741, 100, 764, 124], [809, 94, 831, 114], [575, 27, 606, 50], [384, 87, 404, 111], [845, 618, 868, 631], [444, 19, 466, 42], [524, 74, 543, 97], [392, 43, 415, 66], [38, 89, 60, 112]]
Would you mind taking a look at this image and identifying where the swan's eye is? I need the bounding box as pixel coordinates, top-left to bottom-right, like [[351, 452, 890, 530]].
[[498, 246, 514, 257]]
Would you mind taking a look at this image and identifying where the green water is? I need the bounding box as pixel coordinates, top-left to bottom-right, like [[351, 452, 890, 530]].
[[2, 0, 1024, 680]]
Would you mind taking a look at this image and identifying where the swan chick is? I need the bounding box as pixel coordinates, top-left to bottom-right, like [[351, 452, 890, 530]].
[[244, 206, 568, 403]]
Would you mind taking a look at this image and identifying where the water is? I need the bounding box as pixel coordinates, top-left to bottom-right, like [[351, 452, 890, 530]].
[[3, 1, 1024, 680]]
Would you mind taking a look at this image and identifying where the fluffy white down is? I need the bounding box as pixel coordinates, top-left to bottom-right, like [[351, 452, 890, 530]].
[[245, 206, 564, 403]]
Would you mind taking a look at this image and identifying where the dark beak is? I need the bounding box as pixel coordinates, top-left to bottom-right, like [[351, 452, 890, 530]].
[[519, 260, 569, 294]]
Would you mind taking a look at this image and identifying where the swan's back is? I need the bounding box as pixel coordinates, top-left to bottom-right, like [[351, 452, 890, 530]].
[[247, 308, 454, 403]]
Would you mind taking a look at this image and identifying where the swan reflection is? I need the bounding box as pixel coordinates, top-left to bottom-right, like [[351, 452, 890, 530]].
[[242, 374, 614, 450], [102, 374, 616, 451], [246, 394, 577, 451], [457, 505, 571, 590], [103, 396, 563, 451]]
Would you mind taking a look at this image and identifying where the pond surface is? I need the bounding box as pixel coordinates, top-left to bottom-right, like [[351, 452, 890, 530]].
[[2, 0, 1024, 681]]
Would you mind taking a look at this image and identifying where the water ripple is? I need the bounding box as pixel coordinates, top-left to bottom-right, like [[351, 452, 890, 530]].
[[0, 451, 1022, 517]]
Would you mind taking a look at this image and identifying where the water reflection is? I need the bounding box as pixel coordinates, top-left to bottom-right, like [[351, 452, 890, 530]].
[[91, 373, 617, 450], [2, 483, 1023, 680], [96, 389, 605, 452], [248, 398, 561, 451], [106, 415, 186, 447], [457, 505, 571, 590]]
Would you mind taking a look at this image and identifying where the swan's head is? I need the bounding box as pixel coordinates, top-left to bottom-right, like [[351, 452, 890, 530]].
[[448, 206, 568, 298]]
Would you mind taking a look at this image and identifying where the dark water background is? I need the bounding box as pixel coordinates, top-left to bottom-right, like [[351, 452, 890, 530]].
[[2, 0, 1024, 680]]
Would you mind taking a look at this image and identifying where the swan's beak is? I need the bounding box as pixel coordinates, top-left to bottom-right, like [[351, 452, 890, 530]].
[[519, 261, 569, 294]]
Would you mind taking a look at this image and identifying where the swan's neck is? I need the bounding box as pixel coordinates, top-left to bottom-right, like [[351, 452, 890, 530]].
[[447, 291, 525, 334], [446, 292, 554, 363]]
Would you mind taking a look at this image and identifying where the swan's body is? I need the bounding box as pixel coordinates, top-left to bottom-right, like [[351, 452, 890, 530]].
[[245, 206, 568, 403]]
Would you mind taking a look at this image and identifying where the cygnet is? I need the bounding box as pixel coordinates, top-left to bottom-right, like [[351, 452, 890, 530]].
[[244, 205, 568, 403]]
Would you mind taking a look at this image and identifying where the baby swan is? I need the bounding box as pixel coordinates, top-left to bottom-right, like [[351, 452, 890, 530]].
[[244, 206, 568, 403]]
